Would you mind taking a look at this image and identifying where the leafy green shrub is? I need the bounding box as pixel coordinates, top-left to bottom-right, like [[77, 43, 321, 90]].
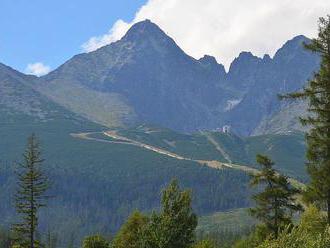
[[193, 239, 217, 248], [257, 205, 329, 248], [82, 235, 109, 248], [112, 211, 148, 248], [233, 224, 269, 248]]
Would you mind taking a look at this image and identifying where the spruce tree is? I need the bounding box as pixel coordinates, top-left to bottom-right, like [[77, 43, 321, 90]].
[[13, 134, 50, 248], [281, 15, 330, 223], [141, 179, 198, 248], [249, 155, 302, 238]]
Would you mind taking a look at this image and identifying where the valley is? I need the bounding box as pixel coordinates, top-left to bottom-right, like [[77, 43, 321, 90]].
[[0, 18, 319, 247]]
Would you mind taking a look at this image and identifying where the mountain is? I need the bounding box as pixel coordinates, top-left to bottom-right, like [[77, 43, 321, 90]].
[[0, 63, 82, 123], [0, 37, 310, 244], [35, 20, 235, 132], [0, 63, 252, 246], [30, 21, 318, 135], [224, 35, 319, 135], [253, 100, 309, 135], [117, 125, 307, 180]]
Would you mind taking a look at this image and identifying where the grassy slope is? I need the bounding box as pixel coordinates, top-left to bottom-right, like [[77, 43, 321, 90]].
[[0, 114, 252, 246], [245, 132, 307, 181], [117, 126, 307, 180], [118, 125, 226, 161]]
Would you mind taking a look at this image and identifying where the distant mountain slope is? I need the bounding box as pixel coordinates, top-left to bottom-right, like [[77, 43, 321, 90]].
[[0, 63, 85, 124], [38, 20, 233, 132], [253, 100, 309, 135], [0, 64, 252, 246], [224, 36, 319, 135], [34, 21, 318, 135], [116, 125, 307, 180]]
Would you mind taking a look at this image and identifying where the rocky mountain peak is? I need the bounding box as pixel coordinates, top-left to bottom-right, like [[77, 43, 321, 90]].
[[199, 55, 226, 75], [228, 51, 261, 74], [273, 35, 310, 62], [122, 19, 174, 44]]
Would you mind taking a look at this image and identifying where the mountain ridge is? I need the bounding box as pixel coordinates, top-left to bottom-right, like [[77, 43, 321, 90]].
[[1, 20, 320, 135]]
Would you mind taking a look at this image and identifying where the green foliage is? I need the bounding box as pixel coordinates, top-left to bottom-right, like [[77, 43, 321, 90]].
[[0, 117, 251, 246], [282, 15, 330, 223], [111, 211, 148, 248], [257, 206, 330, 248], [120, 126, 308, 180], [12, 134, 50, 248], [233, 225, 269, 248], [139, 179, 198, 248], [249, 155, 302, 238], [118, 126, 226, 161], [0, 228, 13, 248], [193, 239, 216, 248], [82, 235, 110, 248], [245, 132, 307, 181], [197, 208, 256, 248]]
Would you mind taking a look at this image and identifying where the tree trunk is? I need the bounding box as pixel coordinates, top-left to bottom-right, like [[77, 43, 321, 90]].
[[274, 198, 278, 239], [31, 167, 35, 248], [327, 190, 330, 225]]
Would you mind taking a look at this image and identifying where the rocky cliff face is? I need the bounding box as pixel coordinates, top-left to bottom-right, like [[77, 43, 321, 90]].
[[224, 35, 319, 135], [1, 20, 320, 135], [39, 20, 234, 132]]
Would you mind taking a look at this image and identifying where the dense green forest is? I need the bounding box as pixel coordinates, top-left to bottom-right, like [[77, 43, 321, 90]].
[[0, 115, 252, 245], [1, 13, 330, 248]]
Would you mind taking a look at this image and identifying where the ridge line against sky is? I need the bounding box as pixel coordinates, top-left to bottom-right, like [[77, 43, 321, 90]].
[[1, 0, 329, 76], [82, 0, 330, 71]]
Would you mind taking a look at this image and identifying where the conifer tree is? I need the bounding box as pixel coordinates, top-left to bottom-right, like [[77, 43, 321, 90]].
[[141, 179, 198, 248], [281, 15, 330, 223], [249, 155, 302, 238], [13, 134, 50, 248]]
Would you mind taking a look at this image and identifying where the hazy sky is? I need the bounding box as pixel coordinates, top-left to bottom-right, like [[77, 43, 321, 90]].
[[1, 0, 329, 75]]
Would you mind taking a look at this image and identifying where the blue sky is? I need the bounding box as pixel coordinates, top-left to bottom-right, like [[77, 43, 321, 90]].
[[1, 0, 328, 74], [0, 0, 146, 73]]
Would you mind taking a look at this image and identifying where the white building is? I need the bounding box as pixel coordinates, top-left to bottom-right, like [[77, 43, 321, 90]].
[[222, 125, 231, 133]]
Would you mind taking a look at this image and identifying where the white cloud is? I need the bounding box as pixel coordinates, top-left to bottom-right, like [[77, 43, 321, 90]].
[[82, 0, 330, 69], [25, 62, 51, 77], [82, 19, 131, 52]]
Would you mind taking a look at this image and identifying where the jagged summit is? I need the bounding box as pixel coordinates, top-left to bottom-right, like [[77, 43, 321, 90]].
[[199, 55, 226, 75], [228, 51, 262, 74], [263, 54, 272, 61], [27, 19, 320, 135], [122, 19, 172, 43], [199, 55, 218, 65], [273, 35, 310, 61]]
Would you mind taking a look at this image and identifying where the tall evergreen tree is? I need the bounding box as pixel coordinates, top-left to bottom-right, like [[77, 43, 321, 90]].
[[141, 179, 198, 248], [13, 134, 50, 248], [249, 155, 302, 238], [281, 15, 330, 223]]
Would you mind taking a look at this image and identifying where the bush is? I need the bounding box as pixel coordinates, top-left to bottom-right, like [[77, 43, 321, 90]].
[[82, 235, 110, 248], [112, 211, 148, 248], [257, 205, 329, 248], [193, 239, 216, 248]]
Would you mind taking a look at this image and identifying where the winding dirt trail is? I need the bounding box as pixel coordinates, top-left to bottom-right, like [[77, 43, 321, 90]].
[[71, 130, 305, 189]]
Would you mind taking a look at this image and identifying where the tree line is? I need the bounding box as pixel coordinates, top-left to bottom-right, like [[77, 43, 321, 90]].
[[1, 14, 330, 248]]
